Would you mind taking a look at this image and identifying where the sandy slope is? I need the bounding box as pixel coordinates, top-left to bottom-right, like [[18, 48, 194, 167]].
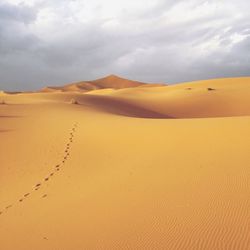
[[0, 77, 250, 249], [84, 77, 250, 118]]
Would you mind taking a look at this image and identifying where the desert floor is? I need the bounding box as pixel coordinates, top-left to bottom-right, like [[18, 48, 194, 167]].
[[0, 77, 250, 249]]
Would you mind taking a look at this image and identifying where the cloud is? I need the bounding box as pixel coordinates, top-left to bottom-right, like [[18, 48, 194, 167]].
[[0, 0, 249, 91], [0, 1, 37, 23]]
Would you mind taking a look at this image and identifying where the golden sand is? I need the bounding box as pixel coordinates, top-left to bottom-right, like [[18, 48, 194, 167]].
[[0, 76, 250, 249]]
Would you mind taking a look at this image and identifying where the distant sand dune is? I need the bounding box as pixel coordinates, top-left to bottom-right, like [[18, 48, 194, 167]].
[[39, 74, 166, 93]]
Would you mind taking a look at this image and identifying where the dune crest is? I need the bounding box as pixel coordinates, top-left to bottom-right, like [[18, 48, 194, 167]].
[[89, 74, 165, 89], [39, 74, 166, 93], [72, 77, 250, 118]]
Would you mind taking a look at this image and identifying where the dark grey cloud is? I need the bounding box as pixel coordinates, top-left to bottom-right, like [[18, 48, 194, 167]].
[[0, 0, 249, 91], [0, 2, 38, 53], [0, 2, 37, 23]]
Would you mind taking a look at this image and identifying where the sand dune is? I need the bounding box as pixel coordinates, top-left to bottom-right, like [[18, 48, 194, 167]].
[[83, 77, 250, 118], [33, 77, 250, 118], [1, 76, 250, 249], [39, 75, 166, 93]]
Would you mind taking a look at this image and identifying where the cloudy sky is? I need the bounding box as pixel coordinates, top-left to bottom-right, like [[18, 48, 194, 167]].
[[0, 0, 250, 91]]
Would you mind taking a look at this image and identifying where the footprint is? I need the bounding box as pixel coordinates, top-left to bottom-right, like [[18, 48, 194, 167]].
[[0, 123, 78, 216]]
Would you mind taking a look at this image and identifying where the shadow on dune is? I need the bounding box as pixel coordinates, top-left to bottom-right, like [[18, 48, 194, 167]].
[[0, 115, 23, 119], [2, 92, 23, 95], [0, 129, 13, 133], [81, 95, 174, 119]]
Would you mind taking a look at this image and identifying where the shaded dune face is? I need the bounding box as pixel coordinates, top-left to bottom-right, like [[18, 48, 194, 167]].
[[79, 95, 173, 119], [34, 76, 250, 119]]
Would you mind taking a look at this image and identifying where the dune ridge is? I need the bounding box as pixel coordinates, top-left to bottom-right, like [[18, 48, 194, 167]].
[[32, 76, 250, 118], [39, 74, 166, 93], [3, 76, 249, 118]]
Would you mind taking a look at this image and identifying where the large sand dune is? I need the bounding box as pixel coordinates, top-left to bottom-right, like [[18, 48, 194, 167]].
[[0, 76, 250, 249], [39, 75, 165, 93]]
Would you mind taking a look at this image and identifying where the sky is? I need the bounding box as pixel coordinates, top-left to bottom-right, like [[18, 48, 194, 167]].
[[0, 0, 250, 91]]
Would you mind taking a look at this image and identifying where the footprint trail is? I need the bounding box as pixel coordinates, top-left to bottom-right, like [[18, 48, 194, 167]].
[[0, 123, 78, 216]]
